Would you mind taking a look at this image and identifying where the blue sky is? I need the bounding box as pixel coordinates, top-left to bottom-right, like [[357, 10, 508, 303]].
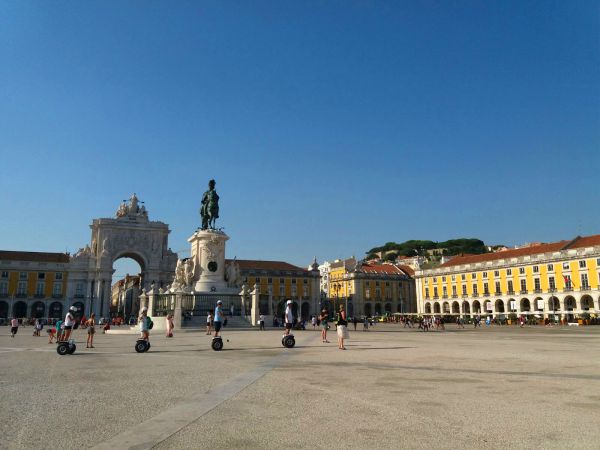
[[1, 1, 598, 277]]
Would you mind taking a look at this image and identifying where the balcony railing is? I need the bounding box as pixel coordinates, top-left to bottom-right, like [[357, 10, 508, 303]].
[[548, 288, 557, 293], [52, 294, 64, 299], [564, 287, 573, 292], [483, 292, 490, 297], [15, 293, 27, 298], [580, 284, 591, 291], [494, 291, 502, 296], [451, 294, 458, 298], [73, 294, 84, 299], [433, 296, 439, 300], [534, 289, 542, 294], [442, 295, 448, 299], [0, 293, 8, 298], [34, 293, 45, 298], [507, 290, 515, 295], [520, 290, 528, 294]]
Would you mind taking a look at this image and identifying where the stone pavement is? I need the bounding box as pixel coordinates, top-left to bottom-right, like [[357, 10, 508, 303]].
[[1, 323, 600, 449]]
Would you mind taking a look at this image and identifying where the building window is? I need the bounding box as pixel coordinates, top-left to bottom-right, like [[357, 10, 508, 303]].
[[564, 275, 573, 289], [441, 276, 446, 282], [534, 278, 540, 291], [19, 272, 27, 280], [385, 289, 391, 299], [268, 278, 272, 284], [375, 288, 381, 299], [462, 285, 467, 296], [494, 270, 499, 277], [279, 278, 284, 284], [519, 267, 525, 275], [581, 273, 589, 289], [520, 279, 527, 293], [375, 281, 380, 287], [303, 285, 308, 297], [533, 266, 539, 273], [425, 288, 429, 299], [452, 285, 457, 296], [292, 279, 297, 284], [433, 277, 437, 283], [279, 286, 284, 296], [471, 273, 477, 279], [451, 275, 456, 281], [385, 281, 390, 286], [495, 281, 501, 293], [563, 262, 570, 270], [506, 269, 512, 276], [36, 282, 45, 296], [483, 283, 489, 294], [1, 271, 8, 279], [442, 287, 447, 297], [482, 272, 488, 279], [38, 272, 45, 280], [472, 284, 478, 295], [17, 281, 26, 295], [507, 280, 514, 293], [547, 264, 554, 272], [579, 260, 587, 269], [0, 281, 7, 295], [75, 282, 84, 297], [365, 288, 371, 299], [461, 274, 466, 281], [53, 282, 62, 296], [549, 277, 555, 290], [434, 287, 438, 297], [303, 279, 308, 284], [55, 272, 63, 280]]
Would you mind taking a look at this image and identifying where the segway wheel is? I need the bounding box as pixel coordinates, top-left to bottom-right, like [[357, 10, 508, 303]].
[[57, 343, 69, 355], [67, 344, 76, 354], [283, 336, 295, 348], [135, 341, 148, 353], [281, 337, 286, 347], [212, 338, 223, 351]]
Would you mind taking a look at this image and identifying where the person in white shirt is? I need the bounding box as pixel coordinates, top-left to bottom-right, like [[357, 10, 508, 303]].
[[10, 318, 19, 337], [259, 314, 265, 331], [206, 312, 213, 335], [284, 300, 294, 336], [62, 306, 76, 341]]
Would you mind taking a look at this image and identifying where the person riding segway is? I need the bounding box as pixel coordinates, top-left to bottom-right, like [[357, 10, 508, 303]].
[[56, 306, 78, 355], [211, 300, 225, 351], [135, 307, 153, 353], [282, 300, 295, 348]]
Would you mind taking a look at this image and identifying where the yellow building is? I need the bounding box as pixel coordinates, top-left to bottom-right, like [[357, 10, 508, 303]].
[[234, 259, 321, 320], [415, 234, 600, 319], [327, 257, 415, 318], [0, 251, 69, 319]]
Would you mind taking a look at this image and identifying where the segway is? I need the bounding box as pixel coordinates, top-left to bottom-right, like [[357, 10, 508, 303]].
[[135, 339, 151, 353], [56, 339, 76, 355], [211, 336, 223, 351], [282, 334, 295, 348]]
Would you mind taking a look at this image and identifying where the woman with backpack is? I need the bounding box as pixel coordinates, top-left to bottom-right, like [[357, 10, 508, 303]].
[[138, 307, 152, 343]]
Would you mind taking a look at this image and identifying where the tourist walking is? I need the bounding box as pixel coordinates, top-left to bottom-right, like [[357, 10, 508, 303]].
[[86, 313, 96, 348], [10, 317, 19, 337], [353, 316, 358, 331], [33, 318, 43, 336], [363, 316, 369, 331], [311, 315, 317, 330], [259, 314, 265, 331], [165, 314, 174, 338], [206, 312, 213, 335], [320, 309, 329, 343], [336, 305, 348, 350]]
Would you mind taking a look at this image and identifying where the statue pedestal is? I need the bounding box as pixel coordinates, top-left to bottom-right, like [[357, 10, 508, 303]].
[[188, 229, 229, 293]]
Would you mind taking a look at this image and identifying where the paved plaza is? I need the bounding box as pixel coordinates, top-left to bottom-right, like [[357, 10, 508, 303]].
[[1, 323, 600, 449]]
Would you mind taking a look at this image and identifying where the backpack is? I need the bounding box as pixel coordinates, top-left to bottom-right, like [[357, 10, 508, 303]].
[[147, 317, 154, 330]]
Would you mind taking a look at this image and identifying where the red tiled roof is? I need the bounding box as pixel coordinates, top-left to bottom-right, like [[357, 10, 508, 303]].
[[0, 251, 70, 263], [359, 263, 405, 276], [396, 265, 415, 277], [437, 234, 600, 268], [226, 259, 309, 273], [569, 235, 600, 249]]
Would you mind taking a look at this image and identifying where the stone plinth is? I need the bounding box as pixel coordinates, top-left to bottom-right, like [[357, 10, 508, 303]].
[[188, 229, 229, 293]]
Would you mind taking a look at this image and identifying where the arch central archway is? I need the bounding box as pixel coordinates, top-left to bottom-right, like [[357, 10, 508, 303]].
[[69, 195, 178, 318]]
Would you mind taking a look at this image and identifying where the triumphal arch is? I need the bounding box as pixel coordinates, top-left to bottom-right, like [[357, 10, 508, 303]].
[[68, 194, 177, 317]]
